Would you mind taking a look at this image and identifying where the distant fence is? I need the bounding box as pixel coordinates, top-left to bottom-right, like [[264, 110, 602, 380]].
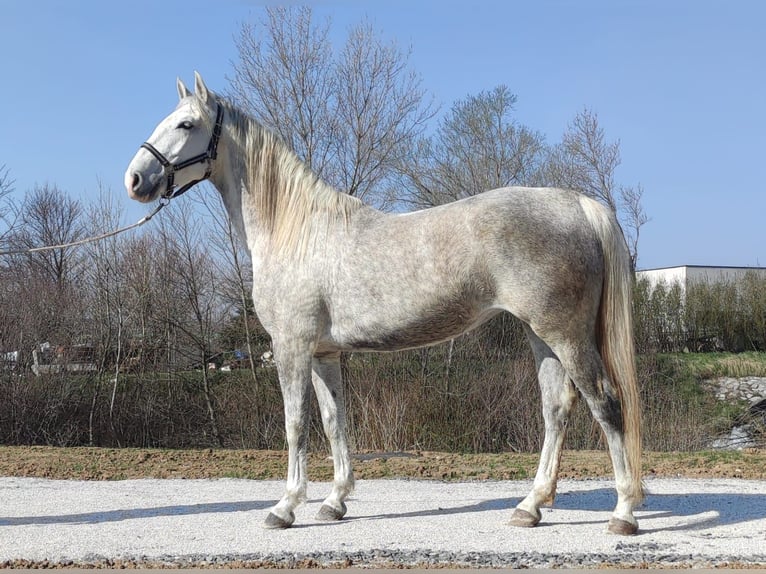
[[30, 344, 97, 376]]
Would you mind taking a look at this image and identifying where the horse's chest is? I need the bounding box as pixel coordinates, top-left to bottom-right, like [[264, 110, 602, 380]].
[[250, 274, 325, 333]]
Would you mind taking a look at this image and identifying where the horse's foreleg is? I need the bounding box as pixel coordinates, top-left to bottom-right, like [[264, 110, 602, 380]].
[[264, 349, 312, 529], [312, 353, 354, 521], [511, 330, 577, 528]]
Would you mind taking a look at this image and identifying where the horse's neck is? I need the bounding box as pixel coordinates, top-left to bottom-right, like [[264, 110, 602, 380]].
[[210, 143, 256, 253]]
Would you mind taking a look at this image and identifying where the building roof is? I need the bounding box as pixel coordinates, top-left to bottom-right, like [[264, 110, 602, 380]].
[[637, 264, 766, 273]]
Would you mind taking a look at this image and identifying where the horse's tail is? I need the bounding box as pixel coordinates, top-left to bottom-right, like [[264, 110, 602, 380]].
[[580, 196, 644, 504]]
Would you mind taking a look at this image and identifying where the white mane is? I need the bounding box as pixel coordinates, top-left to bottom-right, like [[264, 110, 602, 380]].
[[215, 97, 364, 257]]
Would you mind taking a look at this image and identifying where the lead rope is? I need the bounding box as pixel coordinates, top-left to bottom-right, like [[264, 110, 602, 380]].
[[0, 199, 168, 256], [1, 102, 224, 257]]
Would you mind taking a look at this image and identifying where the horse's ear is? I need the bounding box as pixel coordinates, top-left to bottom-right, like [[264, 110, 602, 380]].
[[177, 77, 191, 100], [194, 71, 211, 104]]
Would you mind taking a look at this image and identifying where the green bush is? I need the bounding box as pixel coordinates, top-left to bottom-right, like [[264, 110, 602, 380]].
[[635, 272, 766, 353]]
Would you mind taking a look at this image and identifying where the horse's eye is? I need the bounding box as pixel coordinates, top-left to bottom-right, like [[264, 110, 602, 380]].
[[177, 121, 194, 130]]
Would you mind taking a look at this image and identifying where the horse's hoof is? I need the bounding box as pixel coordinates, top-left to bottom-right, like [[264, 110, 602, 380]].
[[263, 511, 295, 529], [509, 508, 540, 528], [316, 501, 347, 521], [608, 517, 638, 535]]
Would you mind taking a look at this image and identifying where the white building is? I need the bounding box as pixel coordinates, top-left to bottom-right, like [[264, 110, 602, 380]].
[[636, 265, 766, 293]]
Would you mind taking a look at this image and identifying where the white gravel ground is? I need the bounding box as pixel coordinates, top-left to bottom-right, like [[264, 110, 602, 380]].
[[1, 477, 765, 568]]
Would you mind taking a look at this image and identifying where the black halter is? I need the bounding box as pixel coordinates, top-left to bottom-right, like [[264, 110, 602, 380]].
[[140, 102, 224, 200]]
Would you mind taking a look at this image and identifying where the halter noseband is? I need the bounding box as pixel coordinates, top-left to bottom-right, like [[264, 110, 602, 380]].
[[140, 102, 224, 200]]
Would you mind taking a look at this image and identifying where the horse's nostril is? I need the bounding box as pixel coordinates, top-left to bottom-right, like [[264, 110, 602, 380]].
[[131, 173, 142, 191]]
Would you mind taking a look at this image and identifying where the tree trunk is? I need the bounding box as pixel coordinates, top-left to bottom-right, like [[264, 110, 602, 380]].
[[200, 361, 223, 447]]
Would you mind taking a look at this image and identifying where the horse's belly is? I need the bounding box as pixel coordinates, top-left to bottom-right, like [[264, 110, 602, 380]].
[[329, 299, 500, 352]]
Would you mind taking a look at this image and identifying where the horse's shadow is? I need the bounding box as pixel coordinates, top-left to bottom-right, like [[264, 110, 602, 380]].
[[0, 500, 276, 527], [2, 487, 764, 533], [353, 487, 766, 533], [553, 487, 766, 532]]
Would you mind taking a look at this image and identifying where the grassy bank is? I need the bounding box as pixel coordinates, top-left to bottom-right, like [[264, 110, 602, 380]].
[[1, 445, 765, 481]]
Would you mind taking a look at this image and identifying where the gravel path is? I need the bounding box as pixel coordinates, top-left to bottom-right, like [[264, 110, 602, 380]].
[[1, 477, 765, 568]]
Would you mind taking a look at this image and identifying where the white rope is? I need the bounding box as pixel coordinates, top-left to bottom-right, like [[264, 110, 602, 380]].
[[0, 200, 167, 256]]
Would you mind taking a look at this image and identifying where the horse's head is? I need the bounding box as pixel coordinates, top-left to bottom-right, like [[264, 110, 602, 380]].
[[125, 71, 223, 203]]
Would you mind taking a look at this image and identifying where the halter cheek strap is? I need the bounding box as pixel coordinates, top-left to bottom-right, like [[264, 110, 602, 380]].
[[140, 102, 224, 200]]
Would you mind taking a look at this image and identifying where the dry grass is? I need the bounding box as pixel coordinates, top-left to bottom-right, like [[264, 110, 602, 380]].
[[1, 445, 765, 481]]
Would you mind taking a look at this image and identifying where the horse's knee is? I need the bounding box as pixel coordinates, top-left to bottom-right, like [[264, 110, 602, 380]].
[[542, 394, 577, 429]]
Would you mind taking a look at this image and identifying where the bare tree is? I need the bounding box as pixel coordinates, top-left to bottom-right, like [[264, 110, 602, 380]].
[[541, 108, 621, 210], [230, 7, 336, 176], [0, 165, 21, 363], [620, 183, 649, 270], [332, 22, 435, 205], [0, 164, 12, 196], [8, 184, 86, 288], [0, 164, 16, 241], [3, 185, 87, 347], [229, 5, 435, 208], [194, 188, 262, 386], [539, 108, 648, 267], [160, 201, 230, 447], [81, 184, 130, 444], [400, 86, 545, 208]]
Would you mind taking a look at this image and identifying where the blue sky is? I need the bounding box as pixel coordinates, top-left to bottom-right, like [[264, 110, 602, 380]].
[[1, 0, 764, 270]]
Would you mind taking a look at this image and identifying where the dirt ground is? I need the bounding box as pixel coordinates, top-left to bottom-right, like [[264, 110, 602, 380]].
[[1, 446, 765, 481]]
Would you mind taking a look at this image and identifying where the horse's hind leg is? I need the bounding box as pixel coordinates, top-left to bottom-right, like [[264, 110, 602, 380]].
[[553, 340, 641, 535], [311, 353, 354, 521], [510, 328, 578, 528]]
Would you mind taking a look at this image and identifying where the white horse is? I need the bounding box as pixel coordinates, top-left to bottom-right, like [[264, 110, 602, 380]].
[[125, 72, 643, 535]]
